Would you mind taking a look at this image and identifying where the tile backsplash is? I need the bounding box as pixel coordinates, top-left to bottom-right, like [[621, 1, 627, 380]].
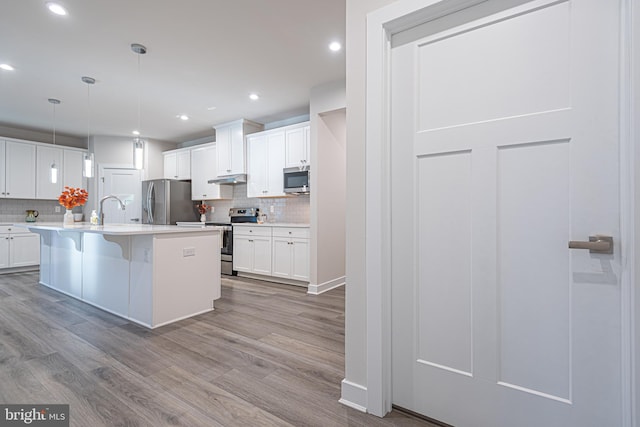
[[0, 199, 82, 223], [1, 184, 310, 225], [203, 183, 310, 224]]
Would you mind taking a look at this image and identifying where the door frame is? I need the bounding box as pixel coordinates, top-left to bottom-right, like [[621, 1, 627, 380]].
[[363, 0, 637, 423]]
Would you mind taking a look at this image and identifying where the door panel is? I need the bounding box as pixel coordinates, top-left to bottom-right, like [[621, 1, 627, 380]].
[[391, 0, 622, 426], [101, 168, 142, 224]]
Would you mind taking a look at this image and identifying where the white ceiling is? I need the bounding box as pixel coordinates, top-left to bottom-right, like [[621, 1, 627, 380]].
[[0, 0, 346, 143]]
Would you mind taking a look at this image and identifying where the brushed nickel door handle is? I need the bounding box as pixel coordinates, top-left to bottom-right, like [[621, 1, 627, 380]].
[[568, 235, 613, 254]]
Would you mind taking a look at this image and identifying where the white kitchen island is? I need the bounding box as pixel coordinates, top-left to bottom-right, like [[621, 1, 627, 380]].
[[15, 223, 222, 329]]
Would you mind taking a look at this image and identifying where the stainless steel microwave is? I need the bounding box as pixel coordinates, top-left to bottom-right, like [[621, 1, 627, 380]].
[[283, 167, 310, 194]]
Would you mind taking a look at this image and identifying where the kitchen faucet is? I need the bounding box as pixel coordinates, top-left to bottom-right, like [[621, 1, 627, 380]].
[[98, 195, 126, 225]]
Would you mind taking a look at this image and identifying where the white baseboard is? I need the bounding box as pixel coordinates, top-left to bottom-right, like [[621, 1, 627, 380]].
[[339, 379, 367, 413], [307, 276, 345, 295]]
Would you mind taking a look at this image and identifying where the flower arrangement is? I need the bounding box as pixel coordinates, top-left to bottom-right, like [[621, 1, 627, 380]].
[[58, 187, 88, 210], [196, 202, 211, 215]]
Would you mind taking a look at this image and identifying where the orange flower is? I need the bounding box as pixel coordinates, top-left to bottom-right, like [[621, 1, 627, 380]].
[[58, 186, 88, 210], [196, 202, 211, 215]]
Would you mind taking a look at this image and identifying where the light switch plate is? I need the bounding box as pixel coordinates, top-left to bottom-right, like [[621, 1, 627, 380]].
[[183, 247, 196, 257]]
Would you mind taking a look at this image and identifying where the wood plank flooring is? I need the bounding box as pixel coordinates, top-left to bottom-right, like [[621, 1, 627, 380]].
[[0, 271, 437, 427]]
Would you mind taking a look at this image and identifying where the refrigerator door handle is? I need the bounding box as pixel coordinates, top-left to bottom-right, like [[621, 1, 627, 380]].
[[147, 182, 154, 224]]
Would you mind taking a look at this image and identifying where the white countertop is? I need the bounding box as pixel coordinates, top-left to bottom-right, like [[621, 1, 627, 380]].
[[232, 222, 310, 228], [12, 222, 223, 236]]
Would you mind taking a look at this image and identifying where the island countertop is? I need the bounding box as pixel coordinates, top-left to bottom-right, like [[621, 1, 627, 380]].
[[13, 222, 224, 235]]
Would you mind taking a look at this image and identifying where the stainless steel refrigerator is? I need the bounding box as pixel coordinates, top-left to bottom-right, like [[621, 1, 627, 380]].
[[142, 179, 195, 225]]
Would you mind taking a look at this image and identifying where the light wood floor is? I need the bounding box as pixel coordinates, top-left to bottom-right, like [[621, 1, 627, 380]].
[[0, 271, 437, 427]]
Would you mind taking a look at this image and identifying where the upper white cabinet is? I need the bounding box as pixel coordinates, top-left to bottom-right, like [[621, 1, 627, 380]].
[[284, 122, 311, 168], [37, 146, 86, 200], [36, 145, 63, 199], [1, 138, 86, 200], [163, 148, 191, 180], [190, 144, 233, 200], [246, 131, 285, 198], [213, 119, 263, 177], [63, 149, 85, 189], [1, 140, 36, 199]]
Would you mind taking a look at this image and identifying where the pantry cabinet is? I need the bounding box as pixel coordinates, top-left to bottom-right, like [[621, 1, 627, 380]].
[[163, 148, 191, 180], [0, 226, 40, 270], [246, 131, 285, 198], [190, 144, 233, 200], [1, 140, 36, 199], [213, 119, 263, 177]]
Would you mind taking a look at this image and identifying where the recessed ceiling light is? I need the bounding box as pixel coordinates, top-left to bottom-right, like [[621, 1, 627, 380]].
[[132, 130, 140, 136], [206, 106, 217, 111], [0, 64, 14, 71], [249, 93, 259, 101], [329, 41, 342, 52], [177, 114, 189, 121], [46, 2, 68, 16]]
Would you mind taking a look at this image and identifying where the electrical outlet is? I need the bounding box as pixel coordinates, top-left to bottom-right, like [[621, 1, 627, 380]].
[[54, 206, 61, 213], [270, 205, 275, 214], [183, 247, 196, 257]]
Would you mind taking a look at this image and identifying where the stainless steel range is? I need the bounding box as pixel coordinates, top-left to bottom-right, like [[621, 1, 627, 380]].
[[208, 208, 259, 276]]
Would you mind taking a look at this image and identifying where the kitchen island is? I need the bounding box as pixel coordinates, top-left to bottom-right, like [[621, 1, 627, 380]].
[[14, 223, 222, 328]]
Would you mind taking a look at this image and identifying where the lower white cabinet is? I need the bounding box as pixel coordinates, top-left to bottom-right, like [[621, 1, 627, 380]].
[[233, 226, 272, 275], [233, 225, 309, 283], [272, 228, 310, 281], [0, 226, 40, 269]]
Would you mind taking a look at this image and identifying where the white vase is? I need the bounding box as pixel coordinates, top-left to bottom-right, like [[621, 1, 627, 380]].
[[63, 209, 74, 226], [200, 214, 206, 222]]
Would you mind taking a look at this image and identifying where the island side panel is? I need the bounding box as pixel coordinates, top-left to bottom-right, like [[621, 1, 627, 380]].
[[151, 231, 220, 327], [49, 230, 83, 298], [129, 235, 154, 327], [82, 233, 131, 318]]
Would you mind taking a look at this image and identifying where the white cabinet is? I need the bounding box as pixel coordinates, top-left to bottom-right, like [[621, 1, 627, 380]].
[[37, 146, 86, 199], [1, 140, 36, 199], [190, 144, 233, 200], [234, 225, 310, 283], [272, 227, 310, 281], [246, 131, 285, 198], [63, 149, 85, 189], [284, 122, 311, 168], [232, 226, 272, 275], [0, 226, 40, 269], [163, 149, 191, 180], [213, 119, 263, 177], [36, 145, 63, 199]]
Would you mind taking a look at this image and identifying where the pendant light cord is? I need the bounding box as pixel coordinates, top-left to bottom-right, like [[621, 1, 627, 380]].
[[137, 52, 141, 136], [87, 83, 90, 140], [52, 103, 56, 146]]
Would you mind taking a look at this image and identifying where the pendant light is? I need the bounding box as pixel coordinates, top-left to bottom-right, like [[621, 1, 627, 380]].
[[131, 43, 147, 170], [82, 76, 95, 178], [48, 98, 61, 183]]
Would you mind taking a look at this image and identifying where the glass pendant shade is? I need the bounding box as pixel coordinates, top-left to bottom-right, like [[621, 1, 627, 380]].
[[133, 138, 144, 170], [83, 152, 94, 178], [50, 162, 58, 184]]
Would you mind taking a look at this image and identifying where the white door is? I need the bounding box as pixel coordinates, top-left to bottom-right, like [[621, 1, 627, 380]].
[[391, 1, 622, 426], [100, 168, 142, 224]]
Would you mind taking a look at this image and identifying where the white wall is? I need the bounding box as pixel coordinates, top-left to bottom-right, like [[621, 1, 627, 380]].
[[0, 124, 85, 148], [309, 80, 346, 293], [633, 2, 640, 424], [344, 0, 399, 402]]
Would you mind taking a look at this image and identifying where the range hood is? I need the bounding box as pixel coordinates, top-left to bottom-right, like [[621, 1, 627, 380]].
[[208, 174, 247, 184]]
